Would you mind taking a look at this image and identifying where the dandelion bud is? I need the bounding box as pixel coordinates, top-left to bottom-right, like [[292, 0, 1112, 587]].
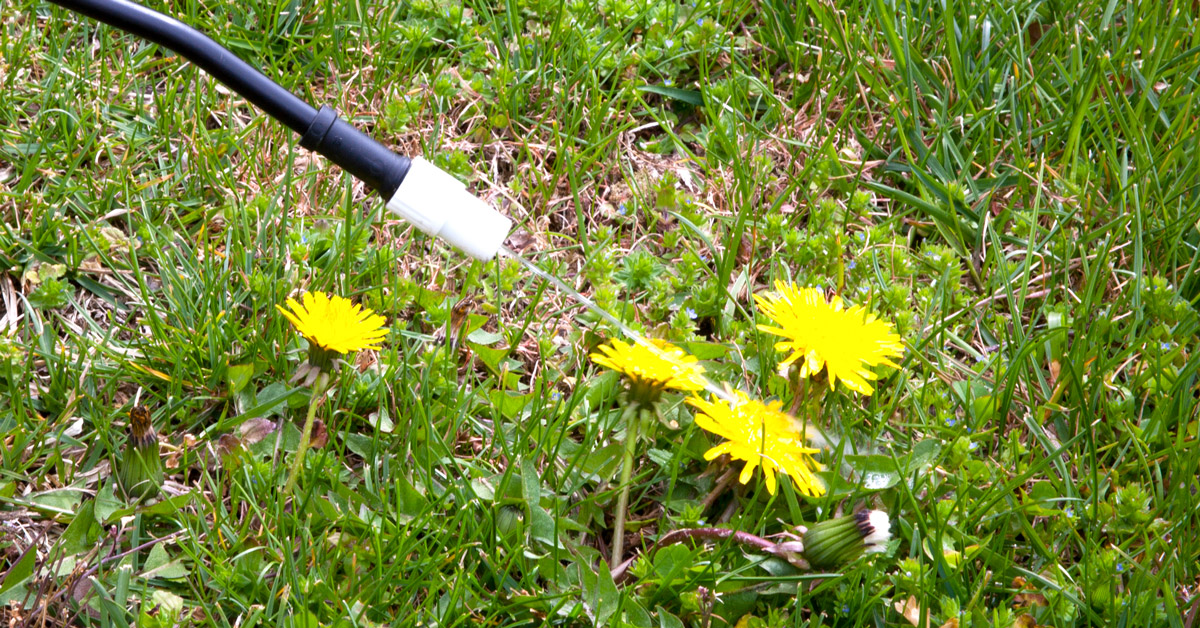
[[802, 510, 891, 569], [118, 405, 163, 501]]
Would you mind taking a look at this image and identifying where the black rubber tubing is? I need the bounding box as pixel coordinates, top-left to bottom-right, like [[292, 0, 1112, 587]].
[[46, 0, 411, 198]]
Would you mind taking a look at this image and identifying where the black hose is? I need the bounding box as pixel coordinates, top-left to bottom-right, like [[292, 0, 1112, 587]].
[[47, 0, 411, 198], [49, 0, 315, 134]]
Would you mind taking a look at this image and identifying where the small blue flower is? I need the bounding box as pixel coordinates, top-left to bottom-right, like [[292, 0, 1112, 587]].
[[664, 38, 674, 48], [842, 605, 850, 614], [965, 426, 973, 434], [1160, 341, 1173, 350], [696, 18, 704, 26], [1116, 562, 1125, 573], [1064, 507, 1074, 518], [551, 391, 562, 401], [617, 203, 628, 215], [946, 417, 956, 427], [847, 260, 857, 270], [685, 307, 697, 320], [664, 78, 673, 86], [969, 442, 978, 450]]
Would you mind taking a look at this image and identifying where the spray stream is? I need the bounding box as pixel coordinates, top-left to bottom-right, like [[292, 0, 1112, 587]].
[[499, 246, 734, 402], [497, 245, 853, 454]]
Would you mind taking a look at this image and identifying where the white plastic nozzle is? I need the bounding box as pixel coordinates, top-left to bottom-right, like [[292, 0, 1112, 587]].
[[385, 157, 513, 261]]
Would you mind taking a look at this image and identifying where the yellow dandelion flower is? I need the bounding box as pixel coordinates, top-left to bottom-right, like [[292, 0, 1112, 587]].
[[755, 281, 904, 395], [591, 338, 707, 406], [277, 291, 388, 355], [688, 390, 825, 496]]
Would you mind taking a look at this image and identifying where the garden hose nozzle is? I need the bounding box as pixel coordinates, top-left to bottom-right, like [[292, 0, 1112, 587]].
[[46, 0, 513, 261], [386, 158, 513, 262]]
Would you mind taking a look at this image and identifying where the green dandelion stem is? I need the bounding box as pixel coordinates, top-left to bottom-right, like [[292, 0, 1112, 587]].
[[611, 404, 643, 566], [284, 371, 331, 493]]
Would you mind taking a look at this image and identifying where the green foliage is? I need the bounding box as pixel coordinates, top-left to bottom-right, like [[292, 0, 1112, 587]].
[[1, 0, 1198, 624], [27, 276, 70, 309]]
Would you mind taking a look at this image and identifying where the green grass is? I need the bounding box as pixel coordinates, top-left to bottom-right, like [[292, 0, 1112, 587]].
[[2, 0, 1198, 625]]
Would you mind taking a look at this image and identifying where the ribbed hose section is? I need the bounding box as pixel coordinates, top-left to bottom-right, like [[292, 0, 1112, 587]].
[[48, 0, 412, 197]]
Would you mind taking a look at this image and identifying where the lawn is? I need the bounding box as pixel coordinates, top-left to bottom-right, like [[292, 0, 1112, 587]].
[[1, 0, 1198, 625]]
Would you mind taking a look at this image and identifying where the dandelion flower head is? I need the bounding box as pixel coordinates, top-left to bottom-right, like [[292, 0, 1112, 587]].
[[591, 338, 707, 405], [755, 281, 903, 395], [277, 291, 388, 355], [688, 390, 824, 496]]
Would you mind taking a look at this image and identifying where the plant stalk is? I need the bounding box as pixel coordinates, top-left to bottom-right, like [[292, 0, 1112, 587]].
[[611, 405, 642, 565], [284, 371, 330, 493]]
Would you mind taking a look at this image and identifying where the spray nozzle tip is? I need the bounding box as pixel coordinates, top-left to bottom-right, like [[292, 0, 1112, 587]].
[[385, 157, 513, 261]]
